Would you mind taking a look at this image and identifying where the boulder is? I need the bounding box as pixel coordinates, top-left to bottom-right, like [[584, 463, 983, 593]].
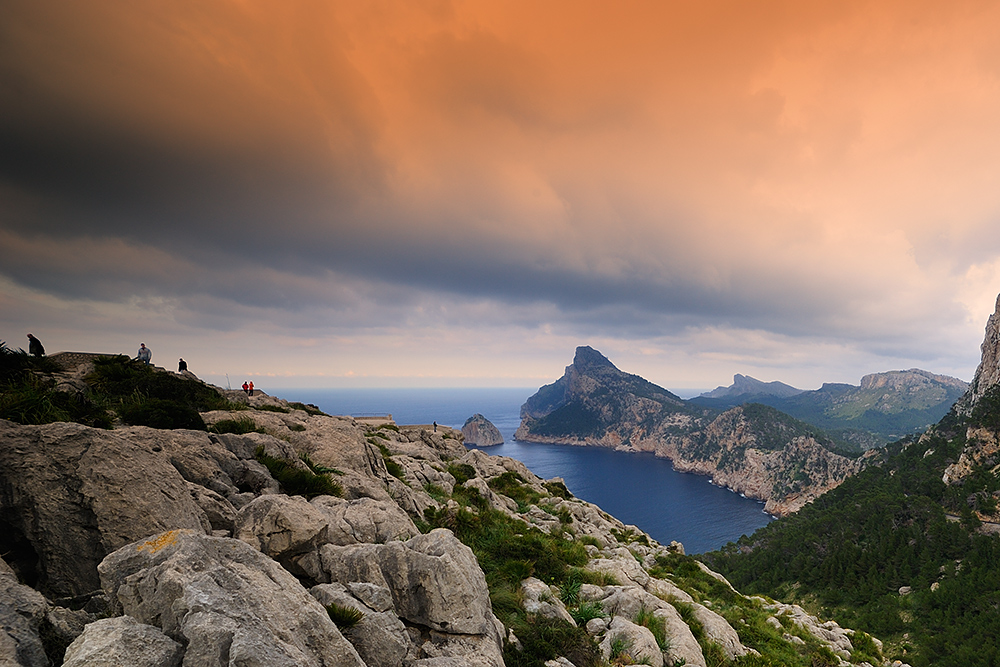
[[461, 414, 504, 446], [98, 530, 365, 667], [234, 494, 330, 561], [0, 557, 50, 667], [310, 583, 409, 667], [521, 577, 576, 626], [317, 528, 497, 637], [310, 496, 418, 546], [0, 420, 211, 597], [62, 616, 183, 667], [599, 616, 663, 667]]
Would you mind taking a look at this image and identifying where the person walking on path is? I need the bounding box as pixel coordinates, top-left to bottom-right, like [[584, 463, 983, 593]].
[[178, 358, 187, 372], [135, 343, 152, 365], [26, 333, 45, 357]]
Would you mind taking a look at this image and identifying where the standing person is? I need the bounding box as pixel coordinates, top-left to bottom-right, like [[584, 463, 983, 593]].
[[433, 421, 437, 432], [248, 381, 254, 396], [135, 343, 152, 365], [242, 381, 249, 394], [26, 333, 45, 357], [178, 358, 188, 372]]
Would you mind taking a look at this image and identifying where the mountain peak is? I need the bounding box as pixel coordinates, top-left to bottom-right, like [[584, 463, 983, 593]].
[[572, 345, 617, 371], [701, 374, 803, 399]]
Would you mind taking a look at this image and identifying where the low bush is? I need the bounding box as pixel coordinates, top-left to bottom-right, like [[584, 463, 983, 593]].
[[254, 447, 343, 499], [326, 602, 364, 629], [256, 404, 290, 413], [209, 417, 264, 435], [118, 398, 206, 430]]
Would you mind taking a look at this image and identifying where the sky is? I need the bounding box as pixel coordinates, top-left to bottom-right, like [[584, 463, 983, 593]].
[[3, 1, 1000, 394]]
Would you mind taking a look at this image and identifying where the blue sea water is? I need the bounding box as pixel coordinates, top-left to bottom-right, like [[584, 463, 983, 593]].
[[277, 387, 774, 554]]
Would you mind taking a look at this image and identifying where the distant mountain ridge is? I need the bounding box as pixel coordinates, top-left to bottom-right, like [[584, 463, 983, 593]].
[[692, 369, 968, 447], [516, 346, 879, 516], [701, 374, 803, 399]]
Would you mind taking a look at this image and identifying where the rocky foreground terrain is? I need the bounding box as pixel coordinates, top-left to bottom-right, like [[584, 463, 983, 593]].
[[0, 358, 895, 666]]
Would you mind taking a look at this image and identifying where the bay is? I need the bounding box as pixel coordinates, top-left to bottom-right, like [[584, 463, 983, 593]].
[[277, 387, 774, 554]]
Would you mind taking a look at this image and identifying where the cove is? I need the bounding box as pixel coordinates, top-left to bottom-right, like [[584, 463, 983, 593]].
[[278, 387, 774, 554]]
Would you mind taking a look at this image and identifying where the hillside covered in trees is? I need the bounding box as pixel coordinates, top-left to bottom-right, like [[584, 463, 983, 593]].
[[703, 296, 1000, 667]]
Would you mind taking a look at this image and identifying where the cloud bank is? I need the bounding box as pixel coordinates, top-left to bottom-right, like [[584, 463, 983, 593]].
[[2, 1, 1000, 389]]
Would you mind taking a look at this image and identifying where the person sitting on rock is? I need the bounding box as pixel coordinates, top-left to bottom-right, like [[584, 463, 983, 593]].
[[27, 333, 45, 357], [135, 343, 152, 365]]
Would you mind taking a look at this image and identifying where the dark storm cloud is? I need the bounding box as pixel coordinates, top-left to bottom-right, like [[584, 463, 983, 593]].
[[0, 1, 998, 386]]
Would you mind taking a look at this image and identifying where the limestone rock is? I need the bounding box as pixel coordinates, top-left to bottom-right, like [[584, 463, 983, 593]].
[[317, 528, 498, 636], [461, 413, 504, 446], [0, 420, 211, 597], [0, 557, 50, 667], [960, 292, 1000, 412], [521, 577, 576, 626], [310, 496, 418, 546], [599, 616, 663, 667], [234, 494, 330, 561], [62, 616, 183, 667], [310, 583, 409, 667], [98, 530, 365, 667]]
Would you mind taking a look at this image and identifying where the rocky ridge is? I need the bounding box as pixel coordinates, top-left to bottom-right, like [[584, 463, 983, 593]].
[[516, 347, 880, 516], [0, 357, 890, 666]]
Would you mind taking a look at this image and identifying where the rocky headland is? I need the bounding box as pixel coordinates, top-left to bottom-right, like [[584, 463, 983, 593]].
[[0, 350, 892, 666], [515, 347, 885, 516]]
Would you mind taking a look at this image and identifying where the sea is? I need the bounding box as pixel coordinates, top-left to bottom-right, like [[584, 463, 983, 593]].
[[277, 387, 774, 554]]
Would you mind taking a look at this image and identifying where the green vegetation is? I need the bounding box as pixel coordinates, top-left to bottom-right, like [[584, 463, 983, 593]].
[[254, 446, 343, 499], [209, 416, 265, 434], [325, 602, 364, 629], [528, 402, 605, 438], [288, 401, 327, 416], [255, 404, 290, 413], [0, 348, 243, 429], [703, 403, 1000, 667], [420, 484, 602, 666], [0, 343, 112, 427]]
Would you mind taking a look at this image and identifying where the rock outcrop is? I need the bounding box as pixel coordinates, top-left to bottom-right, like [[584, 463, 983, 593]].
[[957, 292, 1000, 414], [461, 413, 504, 446]]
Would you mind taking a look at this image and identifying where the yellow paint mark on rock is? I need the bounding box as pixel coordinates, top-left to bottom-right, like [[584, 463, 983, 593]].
[[138, 530, 180, 554]]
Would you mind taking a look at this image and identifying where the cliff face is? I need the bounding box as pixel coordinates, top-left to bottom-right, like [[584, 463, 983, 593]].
[[957, 292, 1000, 414], [517, 347, 877, 516]]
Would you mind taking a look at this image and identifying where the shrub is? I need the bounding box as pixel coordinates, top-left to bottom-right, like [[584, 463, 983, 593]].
[[448, 463, 477, 484], [634, 605, 668, 651], [288, 401, 326, 416], [209, 416, 263, 434], [570, 601, 607, 625], [299, 453, 343, 475], [326, 602, 364, 629], [118, 398, 206, 430], [544, 480, 573, 499], [254, 447, 343, 499], [289, 423, 307, 432], [256, 404, 290, 413]]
